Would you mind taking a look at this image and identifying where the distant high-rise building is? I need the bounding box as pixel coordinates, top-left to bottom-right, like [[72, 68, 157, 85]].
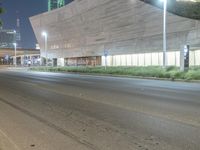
[[48, 0, 65, 11], [16, 11, 21, 48], [0, 29, 16, 48]]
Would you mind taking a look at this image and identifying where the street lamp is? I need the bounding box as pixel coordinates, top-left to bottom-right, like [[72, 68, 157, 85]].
[[160, 0, 167, 68], [13, 43, 17, 67], [42, 31, 48, 66]]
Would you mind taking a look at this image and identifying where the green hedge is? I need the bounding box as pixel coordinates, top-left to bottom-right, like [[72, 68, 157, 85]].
[[30, 66, 200, 81]]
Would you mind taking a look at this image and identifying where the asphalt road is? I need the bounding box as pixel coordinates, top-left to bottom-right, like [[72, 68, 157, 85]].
[[0, 69, 200, 150]]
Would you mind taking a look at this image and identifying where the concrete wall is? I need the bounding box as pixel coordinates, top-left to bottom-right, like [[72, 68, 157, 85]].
[[30, 0, 200, 60], [102, 50, 200, 67]]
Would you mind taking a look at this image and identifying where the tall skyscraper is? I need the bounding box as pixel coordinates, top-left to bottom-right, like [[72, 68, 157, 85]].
[[48, 0, 65, 11], [16, 11, 21, 48]]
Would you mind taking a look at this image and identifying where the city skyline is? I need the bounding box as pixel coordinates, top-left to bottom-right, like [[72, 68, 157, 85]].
[[1, 0, 72, 49]]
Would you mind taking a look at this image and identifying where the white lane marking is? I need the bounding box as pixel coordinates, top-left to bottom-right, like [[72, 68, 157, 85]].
[[17, 81, 38, 87]]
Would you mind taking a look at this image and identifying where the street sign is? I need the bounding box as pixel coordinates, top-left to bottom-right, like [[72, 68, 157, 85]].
[[184, 45, 189, 69], [104, 49, 108, 57], [180, 45, 190, 71]]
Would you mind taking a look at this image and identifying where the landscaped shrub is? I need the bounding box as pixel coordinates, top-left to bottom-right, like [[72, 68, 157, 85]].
[[184, 70, 200, 80], [30, 66, 200, 81]]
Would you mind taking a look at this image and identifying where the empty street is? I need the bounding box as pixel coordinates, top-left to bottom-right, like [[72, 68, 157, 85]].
[[0, 69, 200, 150]]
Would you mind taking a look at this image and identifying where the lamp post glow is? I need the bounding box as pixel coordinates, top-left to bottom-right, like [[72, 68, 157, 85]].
[[13, 43, 17, 67], [161, 0, 167, 68], [42, 31, 48, 66]]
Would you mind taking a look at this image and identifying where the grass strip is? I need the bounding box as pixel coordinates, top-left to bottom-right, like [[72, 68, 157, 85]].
[[30, 66, 200, 81]]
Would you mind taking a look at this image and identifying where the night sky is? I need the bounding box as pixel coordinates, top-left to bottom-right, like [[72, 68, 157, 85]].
[[1, 0, 72, 49]]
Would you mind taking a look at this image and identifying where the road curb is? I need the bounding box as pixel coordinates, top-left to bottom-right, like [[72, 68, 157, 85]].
[[67, 72, 200, 83]]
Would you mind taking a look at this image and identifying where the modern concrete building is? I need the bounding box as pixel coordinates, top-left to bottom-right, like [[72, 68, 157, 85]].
[[30, 0, 200, 67]]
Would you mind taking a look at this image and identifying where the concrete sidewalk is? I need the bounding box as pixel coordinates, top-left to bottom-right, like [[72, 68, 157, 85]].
[[0, 66, 29, 71], [0, 65, 11, 68]]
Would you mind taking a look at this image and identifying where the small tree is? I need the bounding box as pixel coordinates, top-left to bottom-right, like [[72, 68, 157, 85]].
[[0, 1, 4, 27]]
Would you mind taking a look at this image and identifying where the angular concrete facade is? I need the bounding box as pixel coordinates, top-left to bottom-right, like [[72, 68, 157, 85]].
[[30, 0, 200, 66]]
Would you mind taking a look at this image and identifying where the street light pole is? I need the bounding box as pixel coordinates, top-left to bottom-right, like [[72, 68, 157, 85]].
[[163, 0, 167, 68], [42, 32, 48, 66], [13, 30, 17, 67], [13, 43, 17, 67]]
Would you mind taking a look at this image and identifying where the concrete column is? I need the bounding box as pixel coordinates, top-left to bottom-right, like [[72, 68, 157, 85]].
[[120, 55, 122, 66], [194, 50, 196, 66], [131, 54, 133, 66], [21, 56, 24, 66], [125, 55, 127, 66], [175, 52, 177, 66], [110, 56, 113, 66]]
